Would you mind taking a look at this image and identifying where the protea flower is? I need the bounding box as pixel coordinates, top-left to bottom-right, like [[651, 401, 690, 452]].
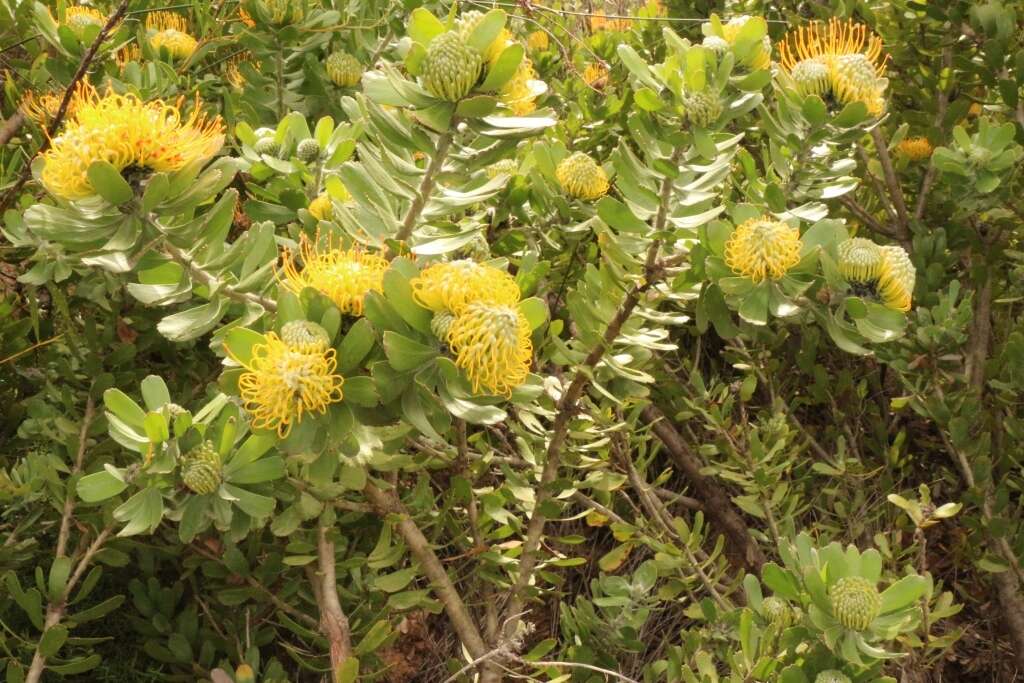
[[146, 11, 198, 61], [724, 217, 803, 282], [896, 137, 933, 161], [681, 89, 722, 127], [180, 441, 222, 495], [446, 302, 532, 395], [279, 234, 388, 316], [39, 84, 223, 200], [326, 51, 362, 87], [279, 320, 331, 353], [411, 260, 520, 315], [420, 31, 483, 101], [829, 575, 882, 631], [556, 152, 609, 200]]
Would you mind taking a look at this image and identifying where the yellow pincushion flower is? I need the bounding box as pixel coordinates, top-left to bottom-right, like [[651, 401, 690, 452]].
[[876, 245, 915, 312], [146, 11, 198, 60], [837, 237, 883, 283], [225, 52, 260, 89], [238, 7, 256, 27], [500, 56, 540, 116], [116, 43, 143, 70], [582, 62, 608, 88], [411, 260, 521, 314], [896, 137, 933, 161], [228, 331, 344, 438], [556, 151, 609, 200], [279, 233, 388, 316], [527, 30, 549, 51], [724, 217, 803, 282], [40, 84, 224, 201], [63, 6, 106, 37], [446, 302, 532, 395], [307, 194, 333, 221], [590, 11, 631, 33], [19, 88, 79, 127], [779, 18, 889, 115]]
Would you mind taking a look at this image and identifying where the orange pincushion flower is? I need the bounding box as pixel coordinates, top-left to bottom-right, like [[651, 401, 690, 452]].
[[39, 84, 224, 200]]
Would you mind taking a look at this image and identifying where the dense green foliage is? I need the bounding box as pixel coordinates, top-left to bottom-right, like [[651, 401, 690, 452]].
[[1, 0, 1023, 681]]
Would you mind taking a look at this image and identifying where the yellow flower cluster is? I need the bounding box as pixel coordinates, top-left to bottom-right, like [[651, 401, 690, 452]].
[[779, 18, 889, 116], [590, 11, 631, 33], [116, 43, 143, 70], [146, 11, 198, 60], [225, 52, 261, 89], [526, 30, 549, 51], [40, 84, 224, 200], [500, 57, 541, 116], [837, 238, 915, 311], [411, 261, 532, 396], [63, 6, 106, 37], [19, 88, 79, 128], [896, 137, 933, 161], [279, 233, 388, 316], [709, 16, 772, 70], [724, 217, 803, 282], [229, 324, 344, 438], [556, 151, 609, 200], [582, 62, 608, 88]]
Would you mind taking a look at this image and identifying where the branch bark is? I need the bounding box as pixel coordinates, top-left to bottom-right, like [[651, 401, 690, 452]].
[[162, 241, 278, 312], [316, 525, 352, 677], [362, 481, 489, 660], [869, 126, 912, 243], [391, 126, 456, 251], [641, 405, 766, 572]]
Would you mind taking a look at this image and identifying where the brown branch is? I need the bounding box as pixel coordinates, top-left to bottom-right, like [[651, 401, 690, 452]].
[[0, 0, 132, 213], [641, 405, 766, 572], [315, 525, 352, 676], [914, 47, 953, 221], [502, 149, 683, 633], [55, 397, 95, 558], [162, 241, 278, 312], [391, 125, 456, 251], [362, 481, 489, 659], [0, 111, 24, 146], [869, 126, 911, 239]]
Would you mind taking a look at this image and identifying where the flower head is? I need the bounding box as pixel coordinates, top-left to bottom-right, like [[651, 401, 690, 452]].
[[326, 51, 362, 87], [280, 233, 388, 316], [116, 43, 143, 70], [526, 30, 549, 51], [40, 84, 224, 200], [837, 237, 883, 283], [486, 159, 518, 179], [421, 31, 483, 101], [829, 575, 881, 631], [582, 62, 608, 88], [500, 56, 541, 115], [180, 441, 222, 494], [229, 332, 344, 437], [19, 89, 77, 128], [411, 260, 521, 314], [63, 6, 106, 37], [446, 302, 532, 395], [876, 245, 915, 312], [456, 11, 512, 63], [225, 52, 260, 89], [761, 596, 794, 628], [307, 194, 333, 221], [779, 18, 889, 115], [146, 11, 198, 60], [590, 10, 631, 33], [556, 151, 609, 200], [724, 217, 802, 281], [280, 320, 331, 352], [896, 136, 933, 161]]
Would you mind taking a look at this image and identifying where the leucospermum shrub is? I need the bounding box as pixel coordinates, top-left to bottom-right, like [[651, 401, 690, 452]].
[[2, 1, 1022, 682]]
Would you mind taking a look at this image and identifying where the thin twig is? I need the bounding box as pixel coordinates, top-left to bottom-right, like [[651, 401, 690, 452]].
[[914, 47, 953, 221], [55, 397, 96, 558], [315, 525, 352, 676], [391, 125, 456, 251], [869, 126, 911, 239]]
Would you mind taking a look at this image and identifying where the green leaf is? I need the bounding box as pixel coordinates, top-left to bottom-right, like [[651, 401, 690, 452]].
[[518, 297, 548, 330], [104, 388, 147, 429], [113, 487, 164, 537], [47, 655, 102, 675], [48, 557, 72, 601], [337, 318, 376, 374], [879, 575, 929, 614], [226, 456, 286, 485], [760, 563, 801, 601], [833, 101, 868, 128], [336, 658, 360, 683], [87, 160, 134, 205], [383, 331, 438, 372], [634, 87, 664, 111], [597, 196, 648, 234], [374, 567, 418, 593], [481, 43, 524, 91], [222, 483, 275, 518], [38, 625, 69, 657], [801, 95, 827, 126], [466, 10, 505, 55], [223, 328, 265, 367], [157, 299, 230, 343], [77, 470, 128, 503], [353, 620, 391, 656], [139, 376, 171, 411], [408, 8, 446, 45], [455, 95, 499, 118], [684, 47, 707, 92], [738, 281, 769, 325], [383, 268, 433, 334]]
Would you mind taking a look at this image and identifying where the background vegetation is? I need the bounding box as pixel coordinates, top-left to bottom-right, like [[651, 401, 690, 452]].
[[1, 0, 1023, 681]]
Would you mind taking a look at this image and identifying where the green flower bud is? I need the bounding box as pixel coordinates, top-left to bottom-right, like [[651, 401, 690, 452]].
[[325, 51, 362, 87], [761, 596, 793, 628], [421, 31, 483, 102], [485, 159, 518, 179], [815, 671, 852, 683], [837, 238, 883, 283], [296, 138, 321, 163], [254, 138, 280, 158], [680, 89, 722, 128], [280, 320, 331, 352], [830, 576, 882, 631], [181, 441, 222, 495]]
